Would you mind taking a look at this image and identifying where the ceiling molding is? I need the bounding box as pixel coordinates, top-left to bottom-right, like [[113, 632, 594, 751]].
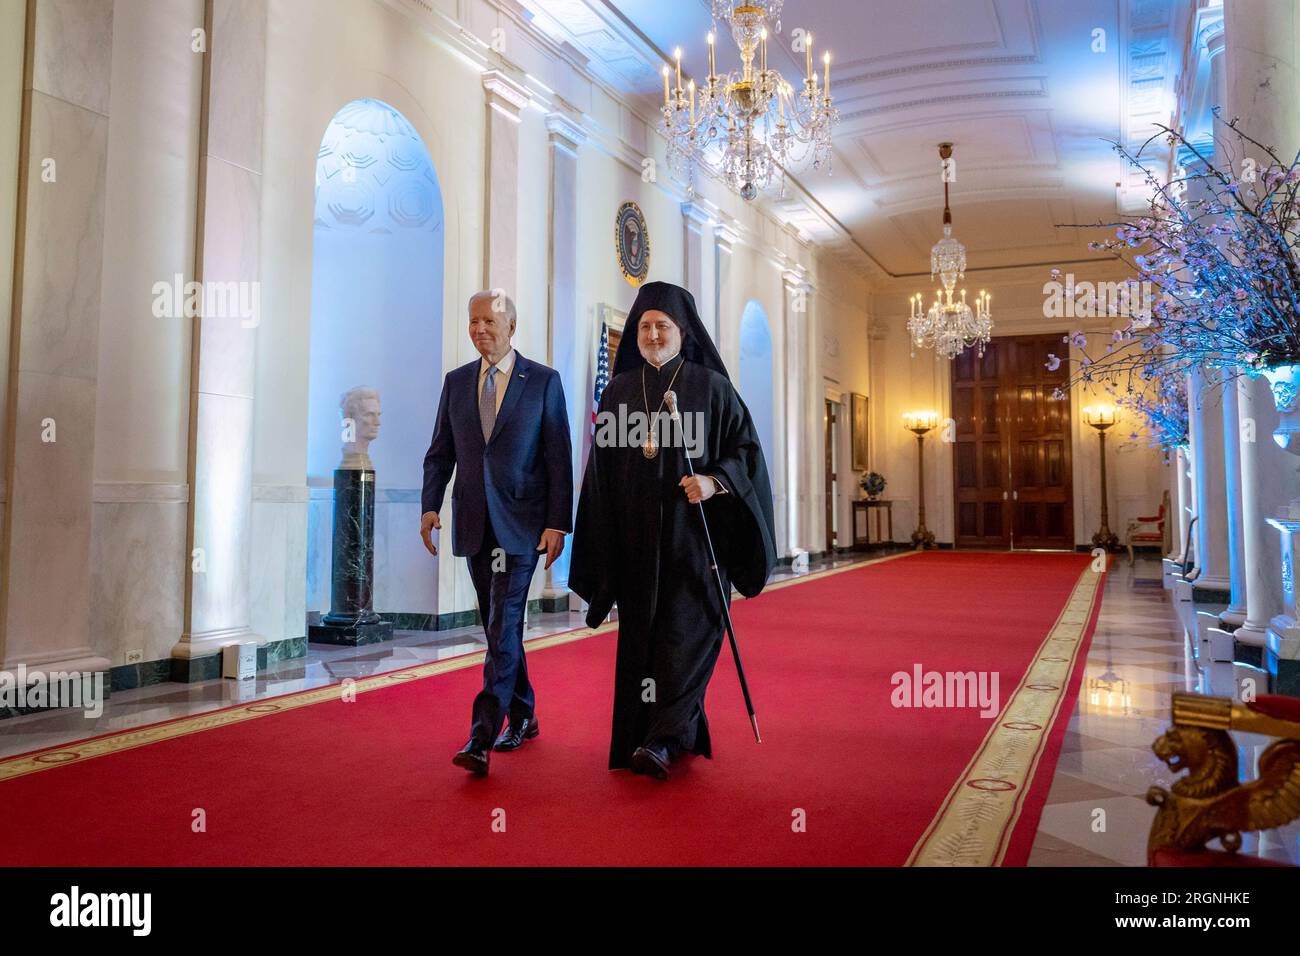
[[835, 53, 1041, 86], [837, 85, 1050, 124]]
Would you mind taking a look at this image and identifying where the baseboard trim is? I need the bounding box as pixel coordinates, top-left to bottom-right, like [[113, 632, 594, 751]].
[[1233, 642, 1265, 670], [159, 636, 307, 687], [374, 595, 570, 633], [1191, 585, 1233, 605]]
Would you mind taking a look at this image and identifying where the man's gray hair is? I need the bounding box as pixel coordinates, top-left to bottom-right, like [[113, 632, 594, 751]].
[[468, 289, 517, 325]]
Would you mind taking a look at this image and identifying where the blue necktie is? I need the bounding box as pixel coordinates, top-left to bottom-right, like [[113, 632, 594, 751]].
[[480, 365, 498, 442]]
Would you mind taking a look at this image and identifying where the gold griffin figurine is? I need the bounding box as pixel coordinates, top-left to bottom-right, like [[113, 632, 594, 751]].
[[1146, 691, 1300, 864]]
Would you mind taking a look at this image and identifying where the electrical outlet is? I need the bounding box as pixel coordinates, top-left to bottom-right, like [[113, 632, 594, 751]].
[[125, 649, 143, 665]]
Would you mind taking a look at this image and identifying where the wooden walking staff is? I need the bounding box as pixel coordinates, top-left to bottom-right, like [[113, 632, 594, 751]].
[[664, 390, 761, 743]]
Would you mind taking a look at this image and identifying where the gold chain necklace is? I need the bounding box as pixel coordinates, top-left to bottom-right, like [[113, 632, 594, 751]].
[[640, 357, 683, 460]]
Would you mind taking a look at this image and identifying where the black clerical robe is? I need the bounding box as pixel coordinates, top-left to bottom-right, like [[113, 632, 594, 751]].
[[570, 353, 777, 769]]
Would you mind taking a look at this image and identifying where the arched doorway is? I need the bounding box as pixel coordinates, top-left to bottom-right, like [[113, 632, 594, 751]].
[[306, 98, 445, 626], [738, 300, 775, 460]]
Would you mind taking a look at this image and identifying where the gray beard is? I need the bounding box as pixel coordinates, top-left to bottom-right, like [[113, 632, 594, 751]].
[[641, 347, 680, 368]]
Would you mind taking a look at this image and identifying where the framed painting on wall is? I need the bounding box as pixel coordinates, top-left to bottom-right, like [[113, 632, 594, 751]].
[[851, 393, 869, 471]]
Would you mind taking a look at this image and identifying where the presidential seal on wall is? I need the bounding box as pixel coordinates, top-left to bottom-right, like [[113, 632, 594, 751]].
[[615, 201, 650, 287]]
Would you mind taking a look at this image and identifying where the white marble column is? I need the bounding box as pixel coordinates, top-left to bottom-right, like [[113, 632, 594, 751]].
[[1188, 23, 1248, 626], [1235, 375, 1288, 649], [1264, 515, 1300, 695], [1187, 369, 1232, 596], [1224, 1, 1297, 153], [1220, 372, 1248, 626], [0, 0, 115, 679], [481, 70, 530, 294], [171, 0, 268, 676], [1177, 26, 1232, 604], [1164, 444, 1192, 589], [1174, 446, 1192, 559], [1226, 0, 1300, 661], [541, 110, 584, 599]]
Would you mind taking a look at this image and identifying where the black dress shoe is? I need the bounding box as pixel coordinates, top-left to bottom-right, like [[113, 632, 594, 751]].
[[452, 740, 490, 776], [493, 716, 540, 752], [630, 743, 671, 781]]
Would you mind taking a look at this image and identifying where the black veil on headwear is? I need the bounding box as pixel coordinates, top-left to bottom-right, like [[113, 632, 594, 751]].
[[612, 281, 730, 380]]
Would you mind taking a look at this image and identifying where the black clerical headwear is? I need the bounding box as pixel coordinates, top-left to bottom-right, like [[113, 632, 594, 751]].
[[612, 281, 730, 380]]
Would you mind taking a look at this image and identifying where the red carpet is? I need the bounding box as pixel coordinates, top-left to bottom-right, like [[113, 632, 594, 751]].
[[0, 551, 1102, 866]]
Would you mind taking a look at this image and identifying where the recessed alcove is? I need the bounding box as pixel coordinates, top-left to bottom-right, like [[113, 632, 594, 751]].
[[305, 98, 445, 629]]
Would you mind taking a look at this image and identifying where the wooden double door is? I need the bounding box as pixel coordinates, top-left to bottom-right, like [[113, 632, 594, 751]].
[[951, 334, 1073, 550]]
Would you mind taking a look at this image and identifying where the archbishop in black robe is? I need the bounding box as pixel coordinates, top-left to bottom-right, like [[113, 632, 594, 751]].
[[569, 282, 777, 776]]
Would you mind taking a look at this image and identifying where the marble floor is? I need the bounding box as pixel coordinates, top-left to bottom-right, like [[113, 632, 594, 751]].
[[1028, 556, 1300, 866], [2, 550, 1296, 867]]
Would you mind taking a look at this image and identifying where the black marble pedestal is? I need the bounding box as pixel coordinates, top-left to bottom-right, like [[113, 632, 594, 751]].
[[308, 468, 394, 646]]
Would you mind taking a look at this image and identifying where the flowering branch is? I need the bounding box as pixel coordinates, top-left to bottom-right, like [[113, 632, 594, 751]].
[[1043, 114, 1300, 447]]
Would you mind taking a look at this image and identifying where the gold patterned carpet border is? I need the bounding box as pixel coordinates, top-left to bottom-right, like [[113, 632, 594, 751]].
[[905, 562, 1105, 867], [0, 549, 920, 783]]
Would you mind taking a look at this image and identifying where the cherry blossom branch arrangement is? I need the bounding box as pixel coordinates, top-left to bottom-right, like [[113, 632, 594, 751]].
[[1048, 112, 1300, 449]]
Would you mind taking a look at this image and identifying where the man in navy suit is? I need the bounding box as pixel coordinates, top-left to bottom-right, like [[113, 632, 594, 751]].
[[420, 290, 573, 776]]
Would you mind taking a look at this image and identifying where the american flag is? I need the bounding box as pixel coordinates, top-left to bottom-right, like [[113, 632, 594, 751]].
[[592, 320, 611, 431]]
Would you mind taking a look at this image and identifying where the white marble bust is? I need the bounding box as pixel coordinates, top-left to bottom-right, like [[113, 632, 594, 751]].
[[339, 386, 381, 470]]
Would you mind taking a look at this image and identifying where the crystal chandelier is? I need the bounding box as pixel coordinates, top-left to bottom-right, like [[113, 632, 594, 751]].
[[660, 0, 838, 200], [909, 288, 992, 360], [907, 142, 993, 359]]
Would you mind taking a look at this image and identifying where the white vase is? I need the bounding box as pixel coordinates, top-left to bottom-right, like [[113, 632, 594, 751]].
[[1262, 364, 1300, 456]]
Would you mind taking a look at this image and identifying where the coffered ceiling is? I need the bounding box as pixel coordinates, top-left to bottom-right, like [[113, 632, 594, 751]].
[[518, 0, 1190, 278]]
